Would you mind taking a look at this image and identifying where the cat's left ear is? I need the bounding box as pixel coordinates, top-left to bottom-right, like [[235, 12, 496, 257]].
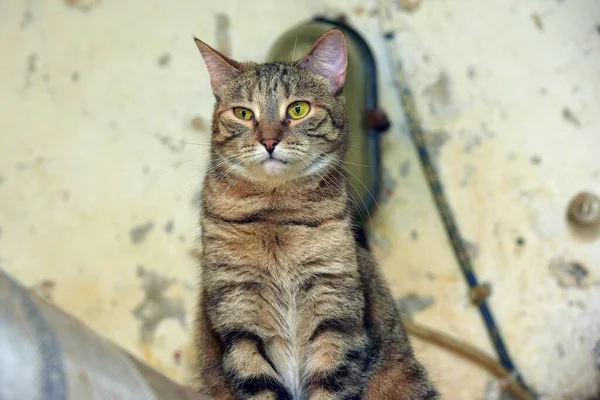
[[194, 38, 241, 98], [298, 29, 348, 94]]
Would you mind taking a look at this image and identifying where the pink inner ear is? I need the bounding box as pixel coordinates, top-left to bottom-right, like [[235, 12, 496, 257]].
[[299, 30, 348, 94], [194, 38, 240, 98]]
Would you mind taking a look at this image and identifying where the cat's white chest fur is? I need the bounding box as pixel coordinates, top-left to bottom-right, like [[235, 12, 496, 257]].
[[266, 283, 302, 398]]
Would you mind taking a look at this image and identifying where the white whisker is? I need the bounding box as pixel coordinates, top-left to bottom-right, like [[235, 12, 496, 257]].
[[291, 36, 298, 61]]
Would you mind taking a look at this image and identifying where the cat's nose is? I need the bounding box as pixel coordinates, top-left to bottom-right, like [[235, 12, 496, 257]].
[[260, 138, 280, 155]]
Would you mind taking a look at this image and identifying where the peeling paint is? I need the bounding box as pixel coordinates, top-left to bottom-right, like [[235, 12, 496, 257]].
[[530, 155, 542, 165], [464, 240, 479, 260], [532, 14, 544, 30], [397, 0, 421, 13], [25, 53, 37, 87], [190, 116, 207, 132], [20, 9, 34, 29], [410, 229, 419, 241], [395, 293, 434, 320], [158, 135, 185, 153], [157, 53, 171, 68], [556, 343, 565, 358], [460, 165, 475, 187], [549, 258, 592, 288], [480, 122, 496, 138], [466, 65, 476, 79], [400, 160, 411, 177], [562, 107, 581, 127], [423, 71, 456, 118], [215, 13, 231, 57], [567, 300, 586, 309], [423, 130, 450, 160], [27, 53, 37, 74], [64, 0, 101, 12], [515, 236, 526, 247], [132, 265, 186, 340], [380, 168, 397, 202], [164, 220, 174, 234], [463, 135, 482, 153], [130, 221, 154, 244]]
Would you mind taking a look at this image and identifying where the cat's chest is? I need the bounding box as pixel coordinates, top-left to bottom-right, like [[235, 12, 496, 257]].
[[203, 218, 354, 271]]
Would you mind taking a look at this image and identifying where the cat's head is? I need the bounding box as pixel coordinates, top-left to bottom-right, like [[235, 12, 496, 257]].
[[194, 29, 348, 186]]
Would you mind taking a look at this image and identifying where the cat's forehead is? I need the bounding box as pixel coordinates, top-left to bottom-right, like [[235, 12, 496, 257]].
[[224, 62, 323, 105]]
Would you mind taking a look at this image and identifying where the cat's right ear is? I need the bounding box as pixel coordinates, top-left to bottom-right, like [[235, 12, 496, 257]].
[[194, 38, 241, 98]]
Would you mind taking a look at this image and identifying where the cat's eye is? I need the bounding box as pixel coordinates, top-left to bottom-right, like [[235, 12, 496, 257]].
[[287, 101, 310, 120], [233, 107, 254, 120]]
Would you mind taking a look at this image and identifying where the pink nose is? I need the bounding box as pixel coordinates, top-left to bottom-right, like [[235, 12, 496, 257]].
[[260, 138, 280, 154]]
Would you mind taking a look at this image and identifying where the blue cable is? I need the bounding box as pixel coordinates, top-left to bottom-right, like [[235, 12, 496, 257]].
[[386, 35, 532, 395]]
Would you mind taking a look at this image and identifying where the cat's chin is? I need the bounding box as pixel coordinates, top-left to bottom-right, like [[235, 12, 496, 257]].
[[261, 159, 288, 176], [243, 160, 298, 187]]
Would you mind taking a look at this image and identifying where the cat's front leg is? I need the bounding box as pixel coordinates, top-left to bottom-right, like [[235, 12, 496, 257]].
[[195, 303, 236, 399], [299, 278, 371, 400], [302, 316, 371, 400], [220, 328, 292, 400], [203, 283, 293, 400]]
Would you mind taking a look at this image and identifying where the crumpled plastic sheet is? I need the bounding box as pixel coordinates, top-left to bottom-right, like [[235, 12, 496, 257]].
[[0, 268, 211, 400]]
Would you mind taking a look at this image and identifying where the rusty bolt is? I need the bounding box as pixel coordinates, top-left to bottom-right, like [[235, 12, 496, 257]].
[[567, 192, 600, 227]]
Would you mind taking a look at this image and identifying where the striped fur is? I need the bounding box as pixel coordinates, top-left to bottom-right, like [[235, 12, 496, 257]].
[[193, 29, 437, 399]]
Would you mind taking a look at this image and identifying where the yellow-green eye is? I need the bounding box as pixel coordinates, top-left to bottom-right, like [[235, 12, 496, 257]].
[[233, 107, 253, 120], [287, 101, 310, 119]]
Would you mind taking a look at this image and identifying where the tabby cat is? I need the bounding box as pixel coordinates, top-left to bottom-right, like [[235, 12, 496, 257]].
[[193, 29, 437, 400]]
